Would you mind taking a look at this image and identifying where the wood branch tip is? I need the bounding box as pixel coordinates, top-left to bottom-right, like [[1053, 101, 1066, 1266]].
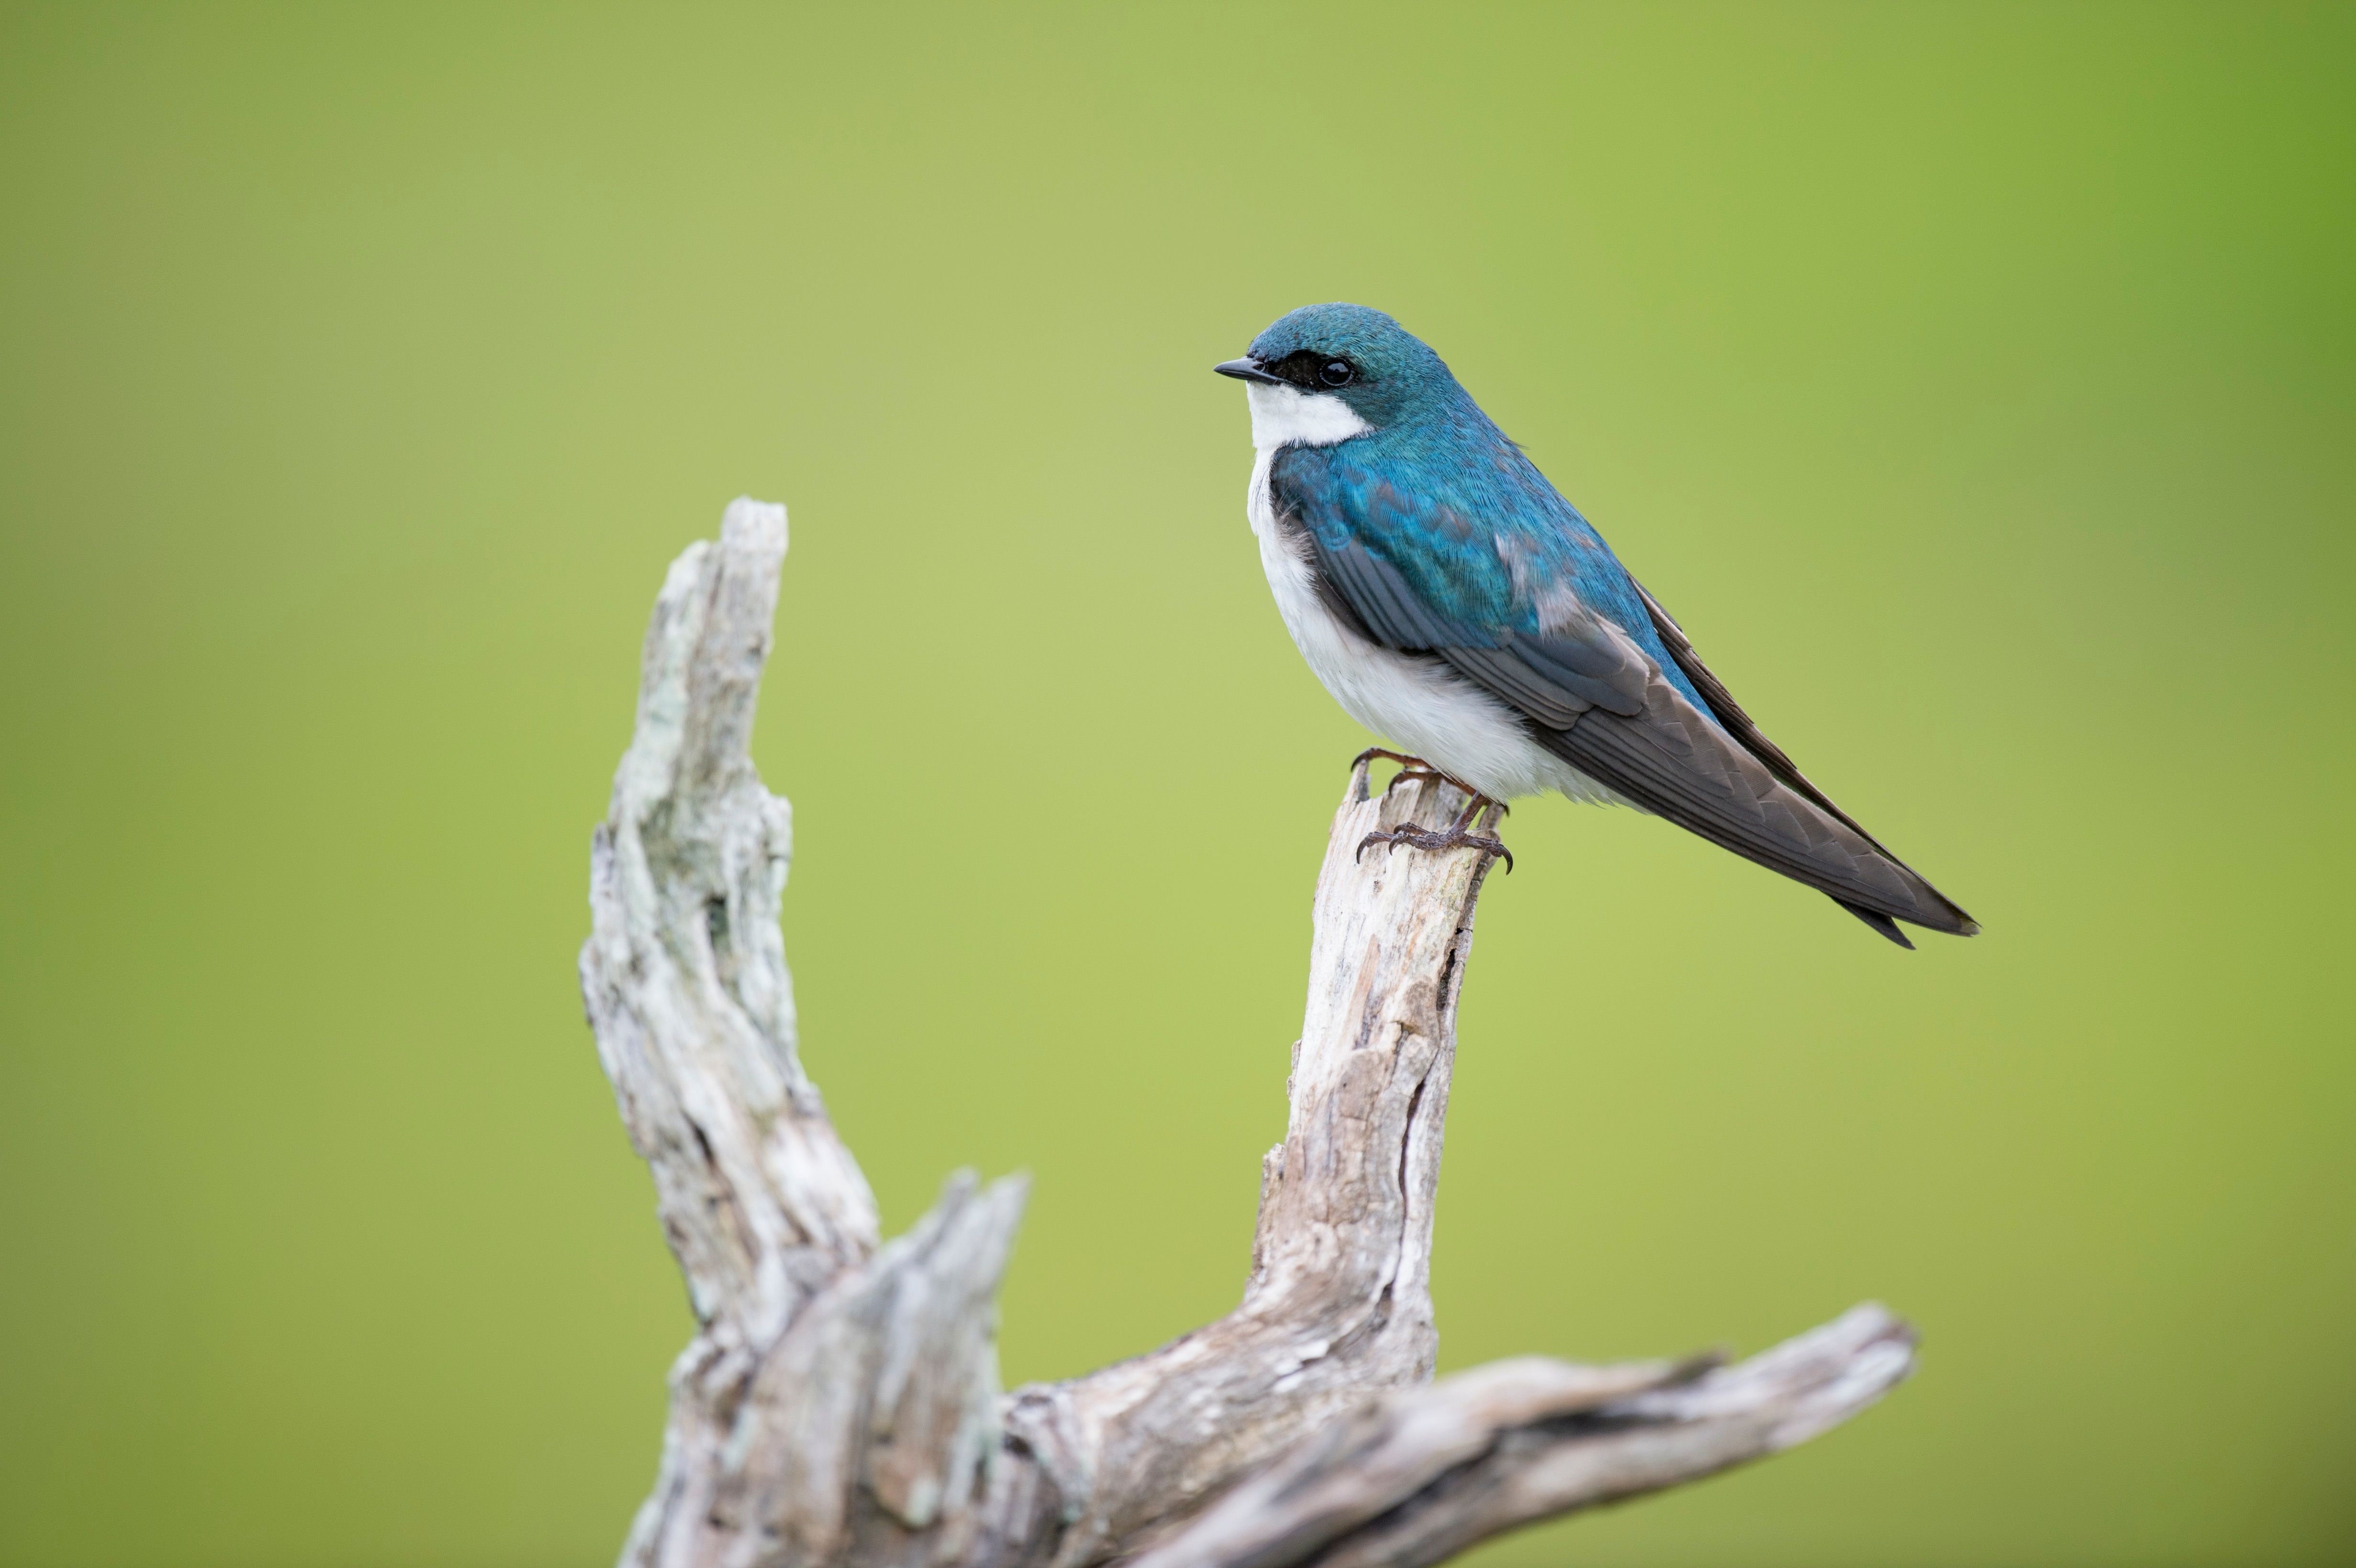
[[1813, 1300, 1918, 1358], [719, 495, 788, 555]]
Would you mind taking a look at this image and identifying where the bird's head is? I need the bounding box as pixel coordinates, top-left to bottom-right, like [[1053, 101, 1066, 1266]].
[[1216, 303, 1457, 451]]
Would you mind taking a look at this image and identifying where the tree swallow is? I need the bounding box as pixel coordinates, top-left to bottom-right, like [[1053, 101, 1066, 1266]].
[[1216, 303, 1976, 948]]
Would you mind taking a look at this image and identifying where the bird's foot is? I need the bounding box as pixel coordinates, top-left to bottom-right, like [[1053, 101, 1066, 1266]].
[[1355, 809, 1515, 874], [1350, 748, 1514, 867]]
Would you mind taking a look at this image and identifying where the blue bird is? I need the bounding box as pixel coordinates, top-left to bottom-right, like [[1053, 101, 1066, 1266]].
[[1216, 303, 1977, 947]]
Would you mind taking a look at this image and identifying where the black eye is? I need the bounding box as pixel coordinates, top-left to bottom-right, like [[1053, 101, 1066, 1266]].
[[1320, 359, 1355, 387]]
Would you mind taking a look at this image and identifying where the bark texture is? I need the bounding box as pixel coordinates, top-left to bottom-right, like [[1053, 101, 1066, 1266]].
[[581, 500, 1916, 1568]]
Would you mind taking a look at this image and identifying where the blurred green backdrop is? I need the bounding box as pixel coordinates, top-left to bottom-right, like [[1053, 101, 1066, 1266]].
[[2, 4, 2349, 1565]]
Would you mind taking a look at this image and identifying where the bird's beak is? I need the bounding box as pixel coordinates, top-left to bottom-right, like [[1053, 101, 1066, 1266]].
[[1214, 358, 1284, 386]]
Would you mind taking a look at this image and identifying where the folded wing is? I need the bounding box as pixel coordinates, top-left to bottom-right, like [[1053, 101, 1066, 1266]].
[[1275, 466, 1976, 944], [1528, 649, 1979, 945]]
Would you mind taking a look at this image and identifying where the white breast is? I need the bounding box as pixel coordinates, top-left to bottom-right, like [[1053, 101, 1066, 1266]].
[[1243, 436, 1627, 807]]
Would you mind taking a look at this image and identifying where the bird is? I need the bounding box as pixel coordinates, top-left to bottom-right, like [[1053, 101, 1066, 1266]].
[[1215, 302, 1977, 948]]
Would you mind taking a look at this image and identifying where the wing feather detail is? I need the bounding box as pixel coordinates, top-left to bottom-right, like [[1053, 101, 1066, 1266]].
[[1534, 664, 1980, 936], [1630, 578, 1871, 838], [1625, 577, 1976, 932]]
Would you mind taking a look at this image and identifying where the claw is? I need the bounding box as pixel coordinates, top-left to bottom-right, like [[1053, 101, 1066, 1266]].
[[1347, 750, 1515, 869], [1385, 766, 1449, 796], [1354, 822, 1515, 873]]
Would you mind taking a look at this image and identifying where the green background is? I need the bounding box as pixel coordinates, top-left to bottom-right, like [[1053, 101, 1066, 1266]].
[[2, 4, 2349, 1564]]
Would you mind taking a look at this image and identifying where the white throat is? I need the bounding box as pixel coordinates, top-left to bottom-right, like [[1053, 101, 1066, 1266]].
[[1246, 382, 1374, 451]]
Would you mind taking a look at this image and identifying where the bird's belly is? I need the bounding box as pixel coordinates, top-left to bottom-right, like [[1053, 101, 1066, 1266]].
[[1246, 450, 1626, 806]]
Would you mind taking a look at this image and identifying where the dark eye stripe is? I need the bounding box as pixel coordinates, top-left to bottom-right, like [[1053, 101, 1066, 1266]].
[[1269, 350, 1357, 390]]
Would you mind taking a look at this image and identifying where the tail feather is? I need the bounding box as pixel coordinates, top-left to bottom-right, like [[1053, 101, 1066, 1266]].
[[1835, 899, 1917, 949]]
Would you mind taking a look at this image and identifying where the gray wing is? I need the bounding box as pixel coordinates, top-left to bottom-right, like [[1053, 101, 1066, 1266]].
[[1524, 579, 1980, 945], [1631, 579, 1880, 839], [1530, 657, 1979, 945], [1285, 506, 1977, 945]]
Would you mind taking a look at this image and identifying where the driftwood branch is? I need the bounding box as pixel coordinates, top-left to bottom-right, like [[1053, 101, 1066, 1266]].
[[580, 499, 1915, 1568]]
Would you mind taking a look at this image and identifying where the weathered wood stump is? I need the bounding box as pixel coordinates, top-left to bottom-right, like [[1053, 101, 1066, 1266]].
[[579, 499, 1914, 1568]]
